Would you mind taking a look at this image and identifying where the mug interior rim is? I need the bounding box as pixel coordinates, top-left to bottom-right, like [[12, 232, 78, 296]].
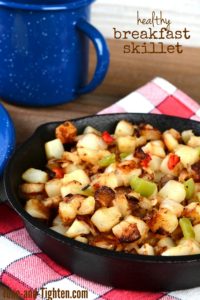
[[0, 0, 95, 10]]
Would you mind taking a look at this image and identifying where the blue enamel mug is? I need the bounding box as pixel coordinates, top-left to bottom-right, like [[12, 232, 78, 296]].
[[0, 0, 110, 106]]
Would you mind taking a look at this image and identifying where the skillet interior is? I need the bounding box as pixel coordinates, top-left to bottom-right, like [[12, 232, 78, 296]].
[[4, 113, 200, 291]]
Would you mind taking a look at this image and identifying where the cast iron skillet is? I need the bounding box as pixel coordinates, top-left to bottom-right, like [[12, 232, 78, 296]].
[[4, 113, 200, 291]]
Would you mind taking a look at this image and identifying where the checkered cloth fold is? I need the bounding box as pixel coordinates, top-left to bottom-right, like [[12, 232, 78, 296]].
[[1, 77, 200, 300]]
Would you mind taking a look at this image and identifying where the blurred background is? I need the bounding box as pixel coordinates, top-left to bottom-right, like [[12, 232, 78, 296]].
[[92, 0, 200, 47]]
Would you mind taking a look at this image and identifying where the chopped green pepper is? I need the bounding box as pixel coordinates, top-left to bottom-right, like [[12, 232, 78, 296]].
[[184, 178, 195, 200], [130, 176, 157, 198], [99, 154, 116, 168], [179, 217, 195, 239], [81, 186, 95, 197], [120, 152, 131, 160]]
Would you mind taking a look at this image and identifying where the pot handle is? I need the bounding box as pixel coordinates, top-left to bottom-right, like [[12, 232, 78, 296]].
[[76, 19, 110, 94]]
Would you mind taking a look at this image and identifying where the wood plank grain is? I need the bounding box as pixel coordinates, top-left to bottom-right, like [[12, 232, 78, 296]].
[[2, 39, 200, 144]]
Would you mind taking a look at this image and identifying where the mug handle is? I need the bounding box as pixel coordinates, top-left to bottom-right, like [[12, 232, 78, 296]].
[[76, 19, 110, 94]]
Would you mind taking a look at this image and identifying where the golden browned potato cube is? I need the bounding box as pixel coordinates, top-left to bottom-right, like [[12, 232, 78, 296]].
[[45, 179, 61, 197], [45, 138, 65, 159], [22, 168, 48, 183], [91, 207, 121, 232], [159, 180, 186, 203], [78, 196, 95, 215], [115, 120, 134, 137], [25, 199, 50, 219], [62, 169, 90, 187], [65, 219, 90, 238]]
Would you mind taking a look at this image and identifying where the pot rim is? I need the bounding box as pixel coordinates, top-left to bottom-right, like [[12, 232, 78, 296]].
[[0, 0, 95, 11]]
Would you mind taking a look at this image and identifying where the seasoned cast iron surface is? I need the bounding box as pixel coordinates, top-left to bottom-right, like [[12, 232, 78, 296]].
[[4, 113, 200, 291]]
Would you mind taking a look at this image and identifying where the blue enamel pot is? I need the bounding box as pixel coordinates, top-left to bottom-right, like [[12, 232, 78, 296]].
[[0, 0, 110, 107], [0, 102, 15, 177]]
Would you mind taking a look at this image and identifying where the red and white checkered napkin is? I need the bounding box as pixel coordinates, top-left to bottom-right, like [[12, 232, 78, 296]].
[[1, 77, 200, 300]]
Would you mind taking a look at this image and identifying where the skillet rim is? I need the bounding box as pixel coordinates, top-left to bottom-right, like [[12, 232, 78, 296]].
[[4, 112, 200, 264]]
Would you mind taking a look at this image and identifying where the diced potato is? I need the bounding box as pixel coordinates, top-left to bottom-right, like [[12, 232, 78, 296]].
[[162, 239, 200, 256], [45, 179, 61, 197], [148, 155, 162, 171], [78, 196, 95, 215], [125, 215, 149, 239], [128, 191, 157, 210], [62, 163, 82, 174], [117, 136, 136, 153], [188, 136, 200, 148], [116, 168, 142, 186], [156, 237, 175, 254], [137, 244, 154, 255], [193, 224, 200, 243], [77, 133, 107, 150], [148, 208, 178, 234], [114, 120, 134, 137], [43, 196, 62, 208], [91, 235, 117, 250], [159, 180, 186, 203], [60, 181, 82, 198], [175, 145, 199, 167], [181, 130, 194, 144], [22, 168, 48, 183], [112, 220, 141, 242], [163, 129, 180, 151], [59, 196, 82, 224], [62, 169, 90, 187], [83, 126, 100, 135], [141, 127, 161, 141], [74, 236, 88, 244], [142, 140, 166, 158], [91, 207, 121, 232], [25, 199, 50, 219], [45, 138, 65, 159], [77, 148, 110, 165], [160, 154, 183, 176], [160, 198, 184, 217], [21, 183, 44, 194], [113, 193, 131, 217], [91, 172, 119, 189], [50, 224, 68, 235], [62, 151, 81, 165], [65, 219, 90, 238]]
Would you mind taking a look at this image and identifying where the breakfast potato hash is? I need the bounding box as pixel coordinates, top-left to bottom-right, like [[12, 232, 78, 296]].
[[20, 120, 200, 256]]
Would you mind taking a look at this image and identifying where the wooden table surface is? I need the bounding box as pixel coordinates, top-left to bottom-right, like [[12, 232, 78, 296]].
[[1, 39, 200, 299], [2, 39, 200, 144]]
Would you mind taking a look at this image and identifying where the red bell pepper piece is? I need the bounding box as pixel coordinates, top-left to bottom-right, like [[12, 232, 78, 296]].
[[140, 153, 152, 168], [168, 154, 180, 170], [52, 167, 64, 179], [102, 131, 115, 144]]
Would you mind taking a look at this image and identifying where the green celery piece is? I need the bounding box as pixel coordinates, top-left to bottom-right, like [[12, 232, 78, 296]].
[[99, 154, 116, 167], [120, 152, 131, 160], [130, 176, 157, 198], [81, 186, 94, 197], [179, 217, 195, 239], [184, 178, 195, 200]]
